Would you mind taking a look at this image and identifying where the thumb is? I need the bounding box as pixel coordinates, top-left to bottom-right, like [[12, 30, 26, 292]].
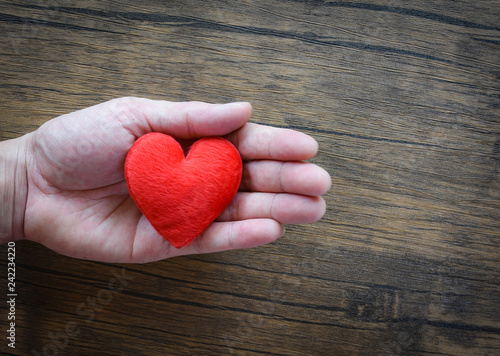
[[103, 97, 252, 139]]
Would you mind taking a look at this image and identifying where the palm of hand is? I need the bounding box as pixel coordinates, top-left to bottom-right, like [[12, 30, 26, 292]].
[[26, 102, 159, 262], [24, 98, 330, 263]]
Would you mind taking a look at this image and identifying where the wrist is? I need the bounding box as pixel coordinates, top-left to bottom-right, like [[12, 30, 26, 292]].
[[0, 134, 32, 244]]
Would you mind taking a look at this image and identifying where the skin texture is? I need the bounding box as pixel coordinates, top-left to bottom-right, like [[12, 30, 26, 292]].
[[5, 97, 331, 263]]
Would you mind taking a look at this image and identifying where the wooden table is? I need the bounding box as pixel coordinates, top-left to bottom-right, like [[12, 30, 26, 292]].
[[1, 1, 499, 355]]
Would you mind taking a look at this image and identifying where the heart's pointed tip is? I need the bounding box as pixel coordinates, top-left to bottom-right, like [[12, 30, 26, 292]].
[[168, 240, 190, 249]]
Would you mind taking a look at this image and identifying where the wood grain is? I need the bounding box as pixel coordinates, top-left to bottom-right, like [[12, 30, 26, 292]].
[[1, 0, 499, 355]]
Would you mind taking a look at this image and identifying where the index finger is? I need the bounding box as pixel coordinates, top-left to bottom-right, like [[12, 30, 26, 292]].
[[226, 123, 318, 161]]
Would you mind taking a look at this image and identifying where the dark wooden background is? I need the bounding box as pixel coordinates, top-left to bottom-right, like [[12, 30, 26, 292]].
[[1, 0, 499, 355]]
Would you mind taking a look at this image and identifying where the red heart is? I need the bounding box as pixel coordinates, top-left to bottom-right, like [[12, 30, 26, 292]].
[[125, 133, 242, 248]]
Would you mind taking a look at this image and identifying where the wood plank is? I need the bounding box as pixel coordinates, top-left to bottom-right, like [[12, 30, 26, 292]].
[[1, 0, 499, 355]]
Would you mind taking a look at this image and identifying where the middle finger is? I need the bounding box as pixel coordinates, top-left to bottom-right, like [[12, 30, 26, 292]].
[[240, 160, 331, 196]]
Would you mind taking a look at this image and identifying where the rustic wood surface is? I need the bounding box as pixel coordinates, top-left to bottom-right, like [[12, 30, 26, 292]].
[[1, 0, 499, 355]]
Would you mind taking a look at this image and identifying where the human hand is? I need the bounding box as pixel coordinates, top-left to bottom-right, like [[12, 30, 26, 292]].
[[21, 97, 330, 263]]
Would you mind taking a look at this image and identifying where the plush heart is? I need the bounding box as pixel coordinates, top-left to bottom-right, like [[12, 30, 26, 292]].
[[125, 132, 242, 248]]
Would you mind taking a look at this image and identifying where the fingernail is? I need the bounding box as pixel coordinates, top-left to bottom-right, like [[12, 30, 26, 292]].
[[222, 102, 250, 108], [280, 225, 286, 238]]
